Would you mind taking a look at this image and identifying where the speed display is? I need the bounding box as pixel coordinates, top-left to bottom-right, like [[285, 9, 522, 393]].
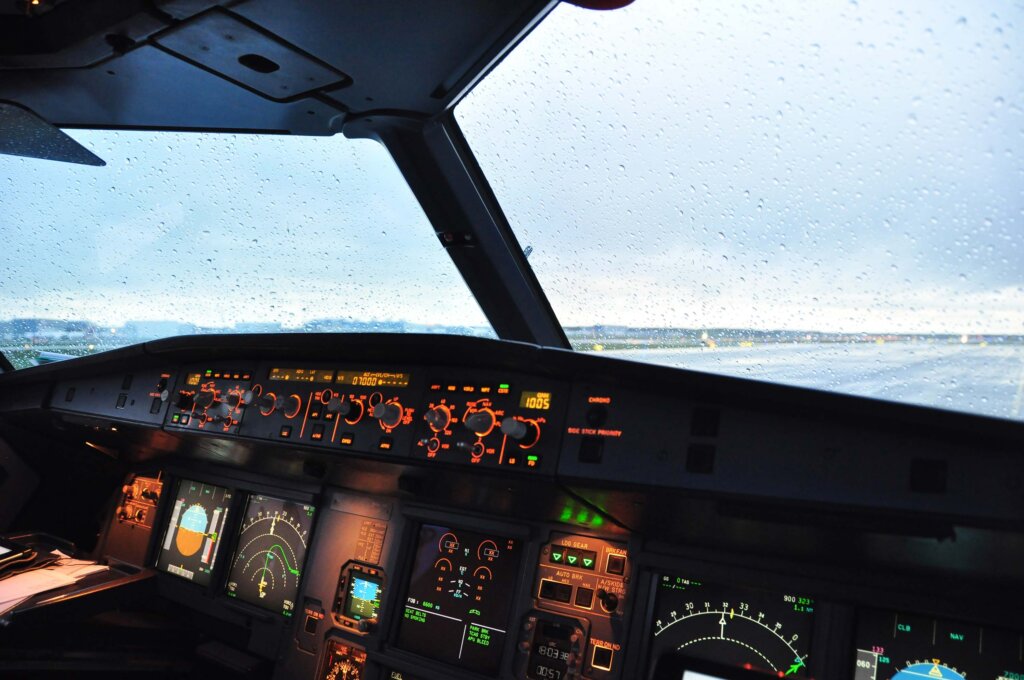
[[853, 609, 1024, 680], [650, 574, 815, 677], [225, 494, 316, 616], [395, 524, 521, 675]]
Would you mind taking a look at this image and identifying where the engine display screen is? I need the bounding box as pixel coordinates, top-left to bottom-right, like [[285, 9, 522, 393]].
[[650, 574, 815, 677], [225, 494, 316, 617], [155, 479, 232, 585], [853, 609, 1024, 680], [396, 524, 521, 675]]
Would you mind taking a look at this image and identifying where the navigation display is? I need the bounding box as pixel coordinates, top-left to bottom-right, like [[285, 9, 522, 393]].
[[155, 479, 232, 585], [396, 524, 521, 675], [225, 494, 316, 617], [853, 609, 1024, 680], [650, 574, 815, 677]]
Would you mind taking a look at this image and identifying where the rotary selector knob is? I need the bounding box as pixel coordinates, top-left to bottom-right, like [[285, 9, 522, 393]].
[[424, 405, 451, 432], [283, 394, 303, 419], [258, 392, 279, 415], [227, 391, 255, 409], [463, 409, 496, 436], [208, 401, 232, 422], [372, 401, 403, 428], [174, 392, 194, 410], [193, 390, 215, 409], [326, 396, 354, 416], [501, 417, 541, 447]]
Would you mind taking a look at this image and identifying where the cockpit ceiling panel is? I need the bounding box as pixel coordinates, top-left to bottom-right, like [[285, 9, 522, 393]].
[[0, 0, 555, 133]]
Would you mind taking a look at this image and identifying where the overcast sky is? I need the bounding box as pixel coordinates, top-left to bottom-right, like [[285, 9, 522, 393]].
[[1, 0, 1021, 335]]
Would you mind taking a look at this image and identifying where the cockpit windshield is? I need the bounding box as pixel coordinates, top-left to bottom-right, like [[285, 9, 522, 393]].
[[0, 132, 493, 369], [458, 0, 1024, 420]]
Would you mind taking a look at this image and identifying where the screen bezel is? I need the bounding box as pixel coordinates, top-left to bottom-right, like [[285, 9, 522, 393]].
[[388, 508, 529, 677], [223, 491, 317, 617], [344, 568, 384, 622], [153, 477, 234, 587]]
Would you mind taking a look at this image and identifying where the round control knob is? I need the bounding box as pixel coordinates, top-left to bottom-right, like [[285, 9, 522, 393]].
[[208, 401, 232, 422], [174, 392, 195, 410], [597, 589, 619, 613], [283, 394, 302, 419], [501, 417, 541, 446], [258, 392, 278, 415], [372, 401, 403, 428], [193, 390, 216, 409], [133, 509, 145, 521], [424, 405, 451, 432], [116, 506, 129, 521], [463, 409, 496, 436], [227, 391, 255, 409], [121, 484, 134, 499], [326, 395, 353, 416]]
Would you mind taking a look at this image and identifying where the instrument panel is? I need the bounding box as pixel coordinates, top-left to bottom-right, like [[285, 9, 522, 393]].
[[163, 362, 566, 474]]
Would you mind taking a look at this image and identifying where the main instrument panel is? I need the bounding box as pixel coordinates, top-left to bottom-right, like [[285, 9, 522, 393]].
[[12, 335, 1021, 680]]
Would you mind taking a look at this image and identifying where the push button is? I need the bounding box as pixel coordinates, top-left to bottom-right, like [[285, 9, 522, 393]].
[[279, 425, 292, 438], [606, 554, 626, 575], [574, 586, 594, 609], [592, 646, 614, 671], [550, 547, 566, 564], [579, 550, 597, 570]]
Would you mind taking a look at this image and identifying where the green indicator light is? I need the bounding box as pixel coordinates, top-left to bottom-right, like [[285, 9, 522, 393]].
[[582, 558, 594, 568], [551, 550, 564, 563], [591, 515, 605, 527], [566, 555, 578, 565], [576, 510, 589, 523], [559, 507, 573, 522], [499, 383, 510, 389]]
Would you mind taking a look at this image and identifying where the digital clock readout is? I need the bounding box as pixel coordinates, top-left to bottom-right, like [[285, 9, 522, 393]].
[[519, 391, 551, 410]]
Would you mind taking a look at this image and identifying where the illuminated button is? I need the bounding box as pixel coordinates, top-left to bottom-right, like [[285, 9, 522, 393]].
[[539, 579, 572, 603], [550, 547, 566, 564], [280, 425, 292, 438], [340, 432, 354, 446], [179, 414, 190, 425], [606, 554, 626, 576], [310, 424, 325, 441], [565, 550, 580, 567], [574, 587, 594, 609], [378, 436, 393, 451], [579, 550, 597, 570], [592, 646, 614, 671], [171, 413, 181, 423]]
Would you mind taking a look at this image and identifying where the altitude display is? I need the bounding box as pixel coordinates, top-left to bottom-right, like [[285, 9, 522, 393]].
[[396, 524, 521, 675], [650, 574, 815, 677], [336, 369, 410, 388], [155, 479, 232, 585], [226, 494, 316, 616], [853, 609, 1024, 680]]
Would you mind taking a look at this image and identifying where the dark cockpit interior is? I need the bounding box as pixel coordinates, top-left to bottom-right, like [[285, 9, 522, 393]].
[[1, 2, 1022, 680]]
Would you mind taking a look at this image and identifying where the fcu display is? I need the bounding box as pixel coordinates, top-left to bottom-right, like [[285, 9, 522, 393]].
[[853, 609, 1024, 680], [396, 524, 521, 675], [226, 494, 316, 616], [155, 479, 232, 585], [649, 574, 815, 677]]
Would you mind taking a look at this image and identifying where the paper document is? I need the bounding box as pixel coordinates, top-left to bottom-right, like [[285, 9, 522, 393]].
[[0, 549, 109, 615]]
